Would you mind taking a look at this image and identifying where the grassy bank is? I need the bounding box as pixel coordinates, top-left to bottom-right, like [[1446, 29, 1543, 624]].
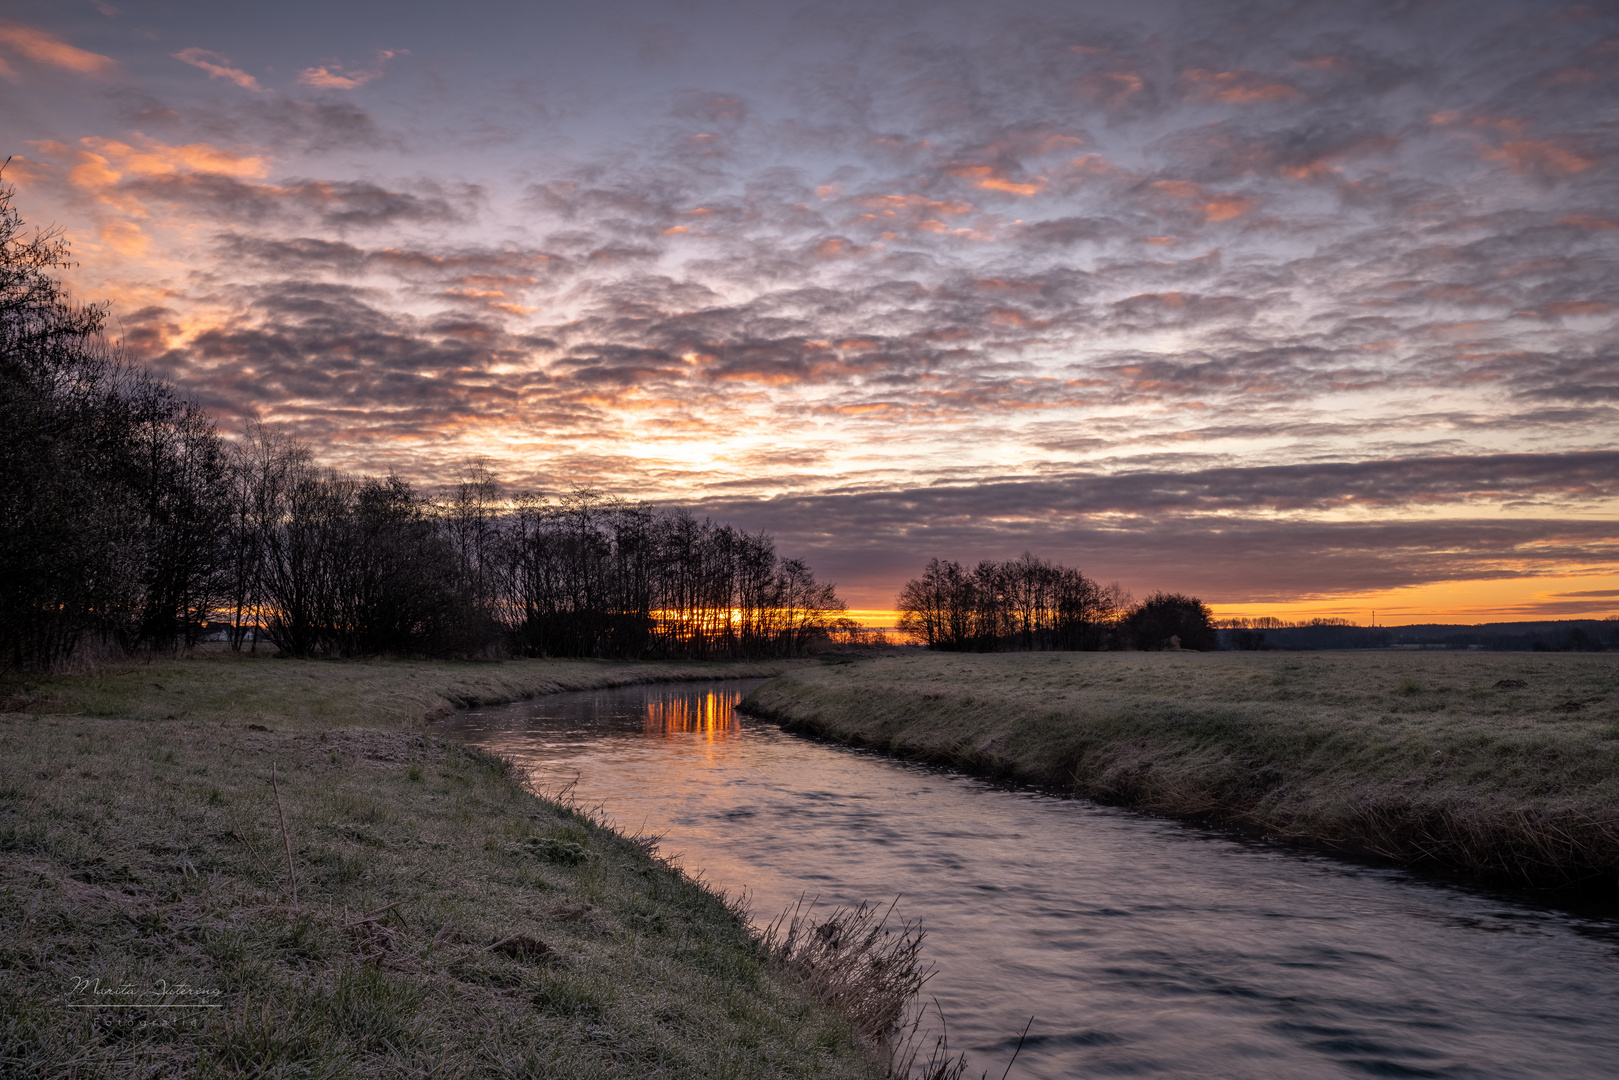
[[0, 655, 884, 1079], [743, 651, 1619, 888], [0, 653, 798, 733]]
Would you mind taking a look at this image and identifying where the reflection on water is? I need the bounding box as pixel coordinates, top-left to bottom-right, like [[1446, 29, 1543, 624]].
[[645, 689, 742, 739], [437, 680, 1619, 1080]]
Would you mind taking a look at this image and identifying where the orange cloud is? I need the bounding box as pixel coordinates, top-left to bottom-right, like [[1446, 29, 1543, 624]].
[[1151, 179, 1201, 199], [298, 50, 404, 90], [1183, 68, 1300, 104], [1078, 71, 1144, 107], [988, 308, 1050, 328], [1279, 160, 1333, 180], [1273, 135, 1399, 181], [1149, 179, 1253, 222], [1478, 139, 1593, 176], [173, 47, 262, 91], [0, 155, 49, 186], [1063, 153, 1125, 181], [813, 237, 871, 258], [981, 177, 1045, 195], [1539, 300, 1619, 317], [976, 132, 1086, 159], [856, 193, 974, 217], [1125, 291, 1187, 308], [1201, 195, 1253, 222], [0, 19, 117, 77], [1543, 65, 1601, 86], [1468, 114, 1531, 134], [97, 219, 150, 257], [85, 135, 267, 179], [28, 134, 270, 218], [948, 165, 1046, 196]]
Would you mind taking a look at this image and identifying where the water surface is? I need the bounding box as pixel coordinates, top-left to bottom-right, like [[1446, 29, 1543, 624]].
[[437, 679, 1619, 1080]]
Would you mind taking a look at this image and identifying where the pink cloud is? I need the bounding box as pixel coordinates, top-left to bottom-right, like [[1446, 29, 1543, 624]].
[[0, 19, 118, 78], [173, 47, 264, 92], [1183, 68, 1301, 104], [1479, 139, 1593, 177], [298, 50, 405, 90], [947, 165, 1046, 196]]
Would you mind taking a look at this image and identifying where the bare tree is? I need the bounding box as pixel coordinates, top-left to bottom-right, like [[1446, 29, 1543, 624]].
[[896, 554, 1124, 652]]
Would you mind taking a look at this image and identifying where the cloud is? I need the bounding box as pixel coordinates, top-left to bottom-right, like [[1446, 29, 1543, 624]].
[[686, 457, 1619, 604], [0, 19, 117, 78], [1477, 139, 1594, 177], [11, 0, 1619, 619], [78, 135, 269, 179], [1182, 68, 1301, 104], [298, 50, 405, 90], [28, 136, 478, 229], [1144, 178, 1255, 223], [172, 47, 263, 92], [111, 94, 395, 153]]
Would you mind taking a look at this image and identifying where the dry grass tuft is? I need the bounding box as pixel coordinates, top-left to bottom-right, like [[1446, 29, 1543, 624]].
[[762, 897, 932, 1047]]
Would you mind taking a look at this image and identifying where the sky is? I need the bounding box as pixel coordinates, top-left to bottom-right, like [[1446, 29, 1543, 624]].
[[3, 0, 1618, 623]]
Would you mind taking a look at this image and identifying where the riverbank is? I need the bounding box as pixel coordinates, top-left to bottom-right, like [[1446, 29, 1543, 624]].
[[0, 655, 883, 1078], [743, 651, 1619, 888], [0, 653, 799, 732]]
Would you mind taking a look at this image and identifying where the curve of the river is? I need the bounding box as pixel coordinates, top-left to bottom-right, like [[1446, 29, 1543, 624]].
[[435, 679, 1619, 1080]]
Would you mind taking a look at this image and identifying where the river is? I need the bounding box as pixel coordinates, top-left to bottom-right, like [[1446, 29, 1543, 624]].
[[435, 678, 1619, 1080]]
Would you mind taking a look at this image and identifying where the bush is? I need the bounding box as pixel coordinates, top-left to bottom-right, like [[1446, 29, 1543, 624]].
[[1123, 592, 1216, 651]]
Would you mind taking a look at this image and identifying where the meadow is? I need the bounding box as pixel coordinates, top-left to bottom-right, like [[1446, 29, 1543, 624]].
[[0, 655, 890, 1079], [744, 650, 1619, 888]]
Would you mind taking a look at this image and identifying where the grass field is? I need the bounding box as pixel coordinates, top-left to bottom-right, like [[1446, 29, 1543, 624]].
[[743, 650, 1619, 888], [0, 654, 887, 1079]]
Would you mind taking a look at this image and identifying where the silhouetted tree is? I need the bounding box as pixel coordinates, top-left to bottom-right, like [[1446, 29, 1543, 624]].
[[896, 553, 1123, 651], [1231, 629, 1267, 650], [2, 174, 231, 669], [1123, 592, 1216, 651], [496, 490, 844, 660]]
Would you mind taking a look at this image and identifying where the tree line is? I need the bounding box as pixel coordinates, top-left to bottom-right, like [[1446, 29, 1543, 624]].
[[1, 178, 846, 672], [1217, 616, 1614, 652], [894, 554, 1217, 651], [216, 437, 847, 661]]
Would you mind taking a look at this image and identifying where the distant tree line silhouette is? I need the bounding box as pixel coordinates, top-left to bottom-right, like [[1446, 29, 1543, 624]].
[[895, 554, 1216, 651], [217, 434, 846, 661], [1, 179, 845, 671], [1218, 616, 1614, 651]]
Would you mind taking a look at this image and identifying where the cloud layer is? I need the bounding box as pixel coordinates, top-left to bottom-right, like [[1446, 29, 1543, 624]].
[[4, 0, 1617, 616]]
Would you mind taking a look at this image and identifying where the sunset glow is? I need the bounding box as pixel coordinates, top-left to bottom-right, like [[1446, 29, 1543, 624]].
[[4, 0, 1617, 620]]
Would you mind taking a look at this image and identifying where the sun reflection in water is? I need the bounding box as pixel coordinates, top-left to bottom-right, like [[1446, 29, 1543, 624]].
[[644, 690, 742, 740]]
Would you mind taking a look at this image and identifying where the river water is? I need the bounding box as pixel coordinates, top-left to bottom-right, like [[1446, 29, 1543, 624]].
[[436, 679, 1619, 1080]]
